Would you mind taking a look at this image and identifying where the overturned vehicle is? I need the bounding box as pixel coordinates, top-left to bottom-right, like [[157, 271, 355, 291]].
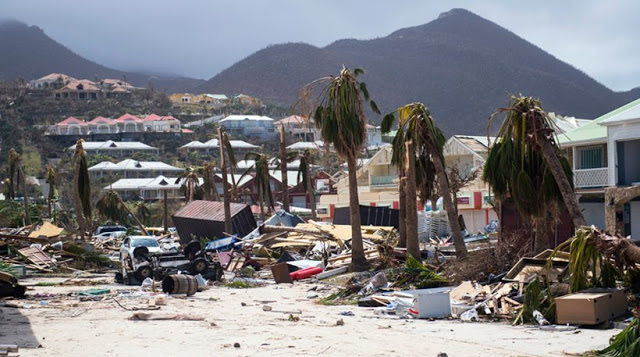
[[117, 235, 222, 285]]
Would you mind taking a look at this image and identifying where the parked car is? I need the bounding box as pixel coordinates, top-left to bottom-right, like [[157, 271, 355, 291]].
[[93, 231, 126, 240], [95, 225, 127, 236]]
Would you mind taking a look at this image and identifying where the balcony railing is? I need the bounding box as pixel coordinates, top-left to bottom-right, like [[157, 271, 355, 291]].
[[370, 174, 397, 186], [574, 167, 609, 188]]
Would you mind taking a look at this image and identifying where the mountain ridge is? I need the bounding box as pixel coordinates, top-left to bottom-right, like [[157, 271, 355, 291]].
[[0, 20, 204, 93], [196, 8, 637, 135]]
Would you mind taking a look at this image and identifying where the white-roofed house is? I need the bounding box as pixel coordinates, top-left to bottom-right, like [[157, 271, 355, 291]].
[[106, 175, 203, 201], [89, 159, 184, 179], [69, 140, 159, 156], [219, 115, 276, 141], [178, 138, 259, 155]]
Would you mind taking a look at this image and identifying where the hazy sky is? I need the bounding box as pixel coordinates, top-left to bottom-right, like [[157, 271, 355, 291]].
[[1, 0, 638, 91]]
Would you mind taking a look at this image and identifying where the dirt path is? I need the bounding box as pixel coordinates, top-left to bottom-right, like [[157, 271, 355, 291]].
[[1, 276, 615, 356]]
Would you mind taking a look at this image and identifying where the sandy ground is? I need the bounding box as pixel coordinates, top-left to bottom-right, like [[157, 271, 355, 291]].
[[0, 274, 619, 357]]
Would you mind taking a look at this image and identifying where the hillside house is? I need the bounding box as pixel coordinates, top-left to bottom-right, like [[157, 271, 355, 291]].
[[106, 175, 203, 201], [69, 140, 159, 156], [51, 117, 89, 135], [28, 73, 76, 90], [142, 114, 181, 133], [274, 116, 319, 142], [218, 115, 276, 141], [233, 94, 262, 107], [179, 138, 259, 155], [89, 159, 184, 179]]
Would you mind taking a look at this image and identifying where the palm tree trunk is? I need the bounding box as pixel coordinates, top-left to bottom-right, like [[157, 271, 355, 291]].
[[210, 170, 221, 201], [405, 142, 420, 260], [163, 189, 168, 233], [347, 156, 369, 271], [73, 158, 86, 240], [537, 136, 587, 228], [218, 128, 233, 234], [118, 196, 148, 235], [279, 125, 289, 211], [258, 182, 265, 222], [534, 217, 550, 254], [430, 145, 468, 257], [20, 168, 31, 225], [398, 158, 407, 248], [306, 165, 317, 221], [48, 182, 53, 218]]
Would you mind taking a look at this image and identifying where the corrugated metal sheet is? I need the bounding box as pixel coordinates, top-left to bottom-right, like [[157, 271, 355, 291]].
[[173, 200, 248, 221], [172, 200, 256, 243]]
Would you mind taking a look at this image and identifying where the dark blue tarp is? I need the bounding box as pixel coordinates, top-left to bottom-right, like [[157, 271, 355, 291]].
[[333, 205, 399, 229]]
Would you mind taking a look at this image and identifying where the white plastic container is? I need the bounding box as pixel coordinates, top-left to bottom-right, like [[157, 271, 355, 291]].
[[409, 287, 452, 319]]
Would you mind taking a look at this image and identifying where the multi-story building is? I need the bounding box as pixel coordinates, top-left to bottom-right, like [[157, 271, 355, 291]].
[[218, 115, 276, 141], [558, 98, 640, 237], [179, 138, 259, 155], [274, 116, 319, 142]]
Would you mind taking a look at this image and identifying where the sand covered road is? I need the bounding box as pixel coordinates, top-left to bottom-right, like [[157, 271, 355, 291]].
[[1, 276, 616, 357]]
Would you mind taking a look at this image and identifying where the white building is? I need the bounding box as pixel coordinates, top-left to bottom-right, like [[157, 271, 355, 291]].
[[366, 124, 384, 148], [558, 97, 640, 237], [106, 175, 203, 200], [28, 73, 76, 89], [69, 140, 159, 156], [179, 138, 259, 154], [219, 115, 276, 140], [89, 159, 184, 178]]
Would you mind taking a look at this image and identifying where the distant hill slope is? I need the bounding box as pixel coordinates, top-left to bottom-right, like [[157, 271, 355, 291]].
[[197, 9, 639, 135], [0, 20, 204, 93]]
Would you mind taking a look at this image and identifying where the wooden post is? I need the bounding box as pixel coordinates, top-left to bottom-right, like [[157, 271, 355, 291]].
[[163, 189, 168, 233]]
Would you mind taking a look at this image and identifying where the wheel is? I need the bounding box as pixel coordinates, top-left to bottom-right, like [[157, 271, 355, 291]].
[[189, 257, 209, 274], [134, 265, 153, 281], [133, 246, 150, 260], [184, 240, 201, 260]]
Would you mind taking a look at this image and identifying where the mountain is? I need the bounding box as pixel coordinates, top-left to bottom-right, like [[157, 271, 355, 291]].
[[197, 9, 637, 135], [0, 20, 204, 93]]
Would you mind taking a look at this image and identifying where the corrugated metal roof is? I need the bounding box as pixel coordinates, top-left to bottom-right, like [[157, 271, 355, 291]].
[[173, 200, 249, 222]]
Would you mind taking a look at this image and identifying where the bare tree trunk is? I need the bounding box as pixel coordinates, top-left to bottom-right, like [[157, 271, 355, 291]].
[[210, 170, 221, 201], [163, 189, 168, 233], [537, 134, 587, 228], [20, 168, 31, 225], [430, 146, 468, 257], [405, 142, 420, 260], [347, 156, 369, 271], [117, 196, 148, 235], [398, 157, 407, 248], [279, 125, 289, 211], [73, 158, 86, 240], [306, 166, 317, 221], [534, 217, 550, 254], [219, 128, 233, 234]]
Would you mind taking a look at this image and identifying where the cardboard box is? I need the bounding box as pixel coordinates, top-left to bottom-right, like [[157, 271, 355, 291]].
[[555, 288, 627, 325]]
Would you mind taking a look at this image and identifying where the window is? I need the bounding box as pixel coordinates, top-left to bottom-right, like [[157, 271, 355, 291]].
[[578, 146, 604, 169]]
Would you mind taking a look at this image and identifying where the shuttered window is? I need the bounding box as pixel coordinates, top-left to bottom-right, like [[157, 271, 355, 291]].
[[578, 146, 604, 169]]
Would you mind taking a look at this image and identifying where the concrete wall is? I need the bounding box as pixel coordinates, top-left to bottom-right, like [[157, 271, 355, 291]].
[[580, 202, 606, 230], [631, 201, 640, 240]]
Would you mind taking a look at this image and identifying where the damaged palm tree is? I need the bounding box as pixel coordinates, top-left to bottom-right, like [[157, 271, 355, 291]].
[[382, 103, 466, 257], [298, 148, 317, 220], [175, 167, 201, 202], [73, 139, 92, 240], [245, 152, 275, 221], [45, 165, 57, 218], [552, 226, 640, 293], [484, 95, 586, 254], [96, 189, 148, 236], [301, 66, 381, 272]]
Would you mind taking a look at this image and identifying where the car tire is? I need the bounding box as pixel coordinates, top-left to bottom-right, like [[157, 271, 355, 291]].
[[189, 257, 208, 275], [184, 240, 201, 260], [134, 265, 153, 281]]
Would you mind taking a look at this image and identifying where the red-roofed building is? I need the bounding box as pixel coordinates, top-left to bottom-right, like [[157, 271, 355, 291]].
[[142, 114, 181, 133], [52, 116, 89, 135], [88, 116, 117, 134], [116, 114, 143, 133]]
